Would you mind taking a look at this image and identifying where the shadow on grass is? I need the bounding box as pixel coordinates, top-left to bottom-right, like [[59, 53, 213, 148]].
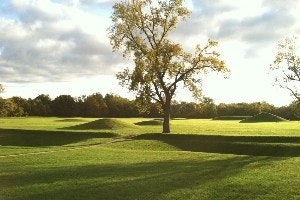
[[0, 128, 118, 147], [134, 133, 300, 157], [134, 119, 163, 126], [134, 118, 188, 126], [1, 156, 287, 200]]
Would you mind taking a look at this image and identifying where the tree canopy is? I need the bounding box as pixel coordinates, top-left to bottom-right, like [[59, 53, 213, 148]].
[[270, 36, 300, 101], [0, 93, 298, 120], [108, 0, 229, 133]]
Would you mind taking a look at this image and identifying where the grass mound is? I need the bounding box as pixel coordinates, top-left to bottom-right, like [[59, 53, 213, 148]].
[[240, 112, 287, 123], [134, 119, 163, 126], [133, 133, 300, 156], [213, 116, 251, 120], [65, 118, 136, 130]]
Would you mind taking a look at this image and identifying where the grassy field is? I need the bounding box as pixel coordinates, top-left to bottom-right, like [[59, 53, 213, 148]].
[[0, 117, 300, 199]]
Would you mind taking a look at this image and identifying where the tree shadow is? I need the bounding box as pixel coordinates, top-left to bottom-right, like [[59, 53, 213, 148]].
[[1, 156, 285, 199], [134, 133, 300, 157], [0, 128, 118, 147], [134, 119, 163, 126]]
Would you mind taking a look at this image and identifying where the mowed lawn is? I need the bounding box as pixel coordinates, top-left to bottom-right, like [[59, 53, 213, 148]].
[[0, 117, 300, 199]]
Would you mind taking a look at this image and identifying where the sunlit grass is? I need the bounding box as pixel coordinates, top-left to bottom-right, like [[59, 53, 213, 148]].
[[1, 147, 299, 200], [1, 117, 299, 136], [0, 117, 300, 199], [170, 119, 300, 136]]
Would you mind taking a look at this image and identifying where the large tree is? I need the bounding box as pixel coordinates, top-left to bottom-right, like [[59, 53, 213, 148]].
[[108, 0, 229, 133], [270, 36, 300, 101]]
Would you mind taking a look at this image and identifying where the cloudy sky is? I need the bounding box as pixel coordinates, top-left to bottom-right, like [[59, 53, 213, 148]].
[[0, 0, 300, 106]]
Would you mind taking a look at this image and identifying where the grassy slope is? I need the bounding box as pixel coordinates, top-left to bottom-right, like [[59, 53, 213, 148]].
[[240, 112, 288, 123], [0, 117, 300, 199], [1, 147, 299, 200], [1, 117, 300, 135]]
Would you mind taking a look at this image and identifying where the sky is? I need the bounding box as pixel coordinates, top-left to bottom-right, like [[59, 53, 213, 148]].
[[0, 0, 300, 106]]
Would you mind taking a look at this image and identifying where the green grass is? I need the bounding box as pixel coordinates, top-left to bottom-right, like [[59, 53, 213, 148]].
[[0, 117, 300, 199], [63, 118, 138, 130], [213, 116, 251, 120], [134, 118, 164, 126], [240, 112, 288, 123]]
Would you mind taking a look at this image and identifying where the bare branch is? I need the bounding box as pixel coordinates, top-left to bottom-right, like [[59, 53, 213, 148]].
[[270, 35, 300, 102]]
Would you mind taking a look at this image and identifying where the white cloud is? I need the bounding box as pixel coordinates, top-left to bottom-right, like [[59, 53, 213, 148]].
[[0, 0, 299, 106], [0, 0, 123, 83]]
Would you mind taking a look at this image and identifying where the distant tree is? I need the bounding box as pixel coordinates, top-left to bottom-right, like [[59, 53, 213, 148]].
[[10, 96, 29, 116], [109, 0, 229, 133], [289, 101, 300, 120], [171, 98, 217, 119], [0, 98, 26, 117], [81, 93, 108, 117], [275, 101, 300, 120], [177, 102, 198, 118], [29, 94, 52, 116], [198, 97, 217, 118], [274, 105, 291, 120], [52, 95, 77, 117], [270, 36, 300, 101], [258, 101, 276, 114], [104, 94, 139, 117], [216, 102, 275, 117], [0, 98, 8, 116], [170, 101, 181, 118]]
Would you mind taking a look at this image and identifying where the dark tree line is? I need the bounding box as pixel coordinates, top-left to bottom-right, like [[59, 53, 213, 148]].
[[0, 93, 141, 118], [0, 93, 299, 120]]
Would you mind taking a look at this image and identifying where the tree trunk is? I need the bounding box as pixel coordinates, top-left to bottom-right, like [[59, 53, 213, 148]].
[[162, 100, 171, 133]]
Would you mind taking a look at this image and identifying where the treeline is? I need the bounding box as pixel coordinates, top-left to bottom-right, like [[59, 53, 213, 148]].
[[0, 93, 299, 120]]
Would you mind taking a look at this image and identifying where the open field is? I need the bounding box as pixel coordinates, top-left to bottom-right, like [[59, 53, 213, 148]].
[[0, 117, 300, 199]]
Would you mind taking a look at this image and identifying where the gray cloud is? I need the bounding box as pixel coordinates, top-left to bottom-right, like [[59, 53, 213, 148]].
[[262, 0, 299, 10], [1, 0, 299, 84], [216, 9, 296, 44], [172, 0, 298, 58], [0, 0, 122, 83], [191, 0, 234, 16], [79, 0, 115, 8], [173, 0, 234, 38], [190, 0, 297, 58]]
